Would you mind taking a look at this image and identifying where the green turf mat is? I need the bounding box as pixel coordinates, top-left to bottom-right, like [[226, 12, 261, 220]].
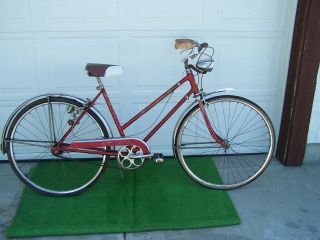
[[6, 157, 240, 238]]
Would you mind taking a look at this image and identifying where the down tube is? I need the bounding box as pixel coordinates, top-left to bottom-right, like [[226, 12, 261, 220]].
[[143, 89, 193, 142]]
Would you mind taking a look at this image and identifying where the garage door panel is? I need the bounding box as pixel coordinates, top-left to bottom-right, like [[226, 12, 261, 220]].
[[0, 0, 31, 31], [134, 37, 187, 89], [204, 0, 288, 31], [0, 39, 37, 92], [45, 37, 120, 91], [0, 0, 29, 19], [48, 0, 119, 30], [49, 0, 118, 20], [135, 0, 202, 26], [218, 0, 283, 20], [0, 0, 292, 32], [217, 37, 279, 89]]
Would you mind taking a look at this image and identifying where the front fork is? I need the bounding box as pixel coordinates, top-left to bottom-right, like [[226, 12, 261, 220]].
[[196, 96, 229, 150]]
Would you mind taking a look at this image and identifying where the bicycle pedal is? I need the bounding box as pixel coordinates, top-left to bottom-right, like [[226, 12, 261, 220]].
[[153, 153, 164, 163]]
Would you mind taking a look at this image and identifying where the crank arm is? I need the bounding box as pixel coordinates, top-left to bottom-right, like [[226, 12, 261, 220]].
[[129, 153, 154, 159]]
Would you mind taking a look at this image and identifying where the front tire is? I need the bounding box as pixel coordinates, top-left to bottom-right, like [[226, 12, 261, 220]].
[[174, 95, 275, 189], [6, 97, 109, 196]]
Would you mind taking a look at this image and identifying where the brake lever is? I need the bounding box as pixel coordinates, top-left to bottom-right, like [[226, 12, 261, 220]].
[[198, 43, 208, 52]]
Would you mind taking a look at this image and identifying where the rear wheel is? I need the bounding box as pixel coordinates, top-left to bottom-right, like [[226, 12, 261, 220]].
[[175, 95, 275, 189], [6, 97, 109, 196]]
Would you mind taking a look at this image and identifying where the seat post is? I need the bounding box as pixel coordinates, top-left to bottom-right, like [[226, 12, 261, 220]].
[[96, 77, 104, 90]]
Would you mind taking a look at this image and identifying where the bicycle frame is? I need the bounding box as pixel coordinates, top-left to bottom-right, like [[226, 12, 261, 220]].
[[55, 71, 225, 156]]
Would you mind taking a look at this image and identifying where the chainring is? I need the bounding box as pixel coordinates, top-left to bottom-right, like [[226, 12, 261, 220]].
[[117, 145, 145, 170]]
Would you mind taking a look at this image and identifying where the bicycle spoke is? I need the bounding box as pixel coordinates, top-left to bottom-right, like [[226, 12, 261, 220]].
[[186, 119, 213, 139], [34, 108, 51, 140], [8, 139, 51, 149], [23, 115, 48, 140], [183, 127, 213, 142]]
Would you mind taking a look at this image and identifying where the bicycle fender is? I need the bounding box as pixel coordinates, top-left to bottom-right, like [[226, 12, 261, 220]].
[[171, 88, 235, 157], [1, 93, 113, 154]]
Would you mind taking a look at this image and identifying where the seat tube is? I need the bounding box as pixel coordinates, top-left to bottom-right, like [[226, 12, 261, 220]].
[[101, 88, 125, 137]]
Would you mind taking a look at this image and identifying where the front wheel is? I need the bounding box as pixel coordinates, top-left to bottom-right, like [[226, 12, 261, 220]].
[[174, 95, 275, 189]]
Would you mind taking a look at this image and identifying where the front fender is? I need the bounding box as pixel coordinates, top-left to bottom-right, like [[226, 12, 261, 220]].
[[1, 93, 113, 154]]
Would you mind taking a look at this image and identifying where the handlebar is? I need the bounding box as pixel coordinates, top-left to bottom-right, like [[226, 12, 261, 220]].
[[175, 39, 212, 74]]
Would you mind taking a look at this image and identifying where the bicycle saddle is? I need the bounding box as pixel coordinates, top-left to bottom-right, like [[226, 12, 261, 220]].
[[85, 63, 123, 77]]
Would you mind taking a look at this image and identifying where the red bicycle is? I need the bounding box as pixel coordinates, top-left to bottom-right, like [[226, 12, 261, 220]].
[[2, 39, 275, 196]]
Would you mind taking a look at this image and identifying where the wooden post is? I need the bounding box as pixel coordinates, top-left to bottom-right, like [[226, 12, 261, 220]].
[[276, 0, 320, 166]]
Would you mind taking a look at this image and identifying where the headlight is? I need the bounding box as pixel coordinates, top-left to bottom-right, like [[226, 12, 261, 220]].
[[196, 59, 214, 72]]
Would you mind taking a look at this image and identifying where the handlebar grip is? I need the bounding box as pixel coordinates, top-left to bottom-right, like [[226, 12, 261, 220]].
[[175, 39, 195, 49], [175, 38, 194, 43]]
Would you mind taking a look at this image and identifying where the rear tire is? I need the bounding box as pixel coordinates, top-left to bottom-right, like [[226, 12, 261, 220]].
[[7, 97, 109, 196], [174, 95, 275, 189]]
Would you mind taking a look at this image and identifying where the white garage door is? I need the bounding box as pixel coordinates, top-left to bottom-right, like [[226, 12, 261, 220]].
[[0, 0, 297, 160]]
